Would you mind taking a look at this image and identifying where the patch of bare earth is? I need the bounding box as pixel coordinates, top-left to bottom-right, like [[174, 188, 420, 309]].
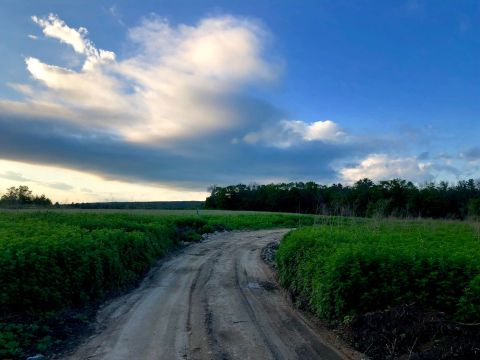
[[59, 230, 361, 360]]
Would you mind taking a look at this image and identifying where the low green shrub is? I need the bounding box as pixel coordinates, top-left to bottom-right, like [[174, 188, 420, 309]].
[[457, 274, 480, 321], [276, 219, 480, 323], [0, 210, 312, 358]]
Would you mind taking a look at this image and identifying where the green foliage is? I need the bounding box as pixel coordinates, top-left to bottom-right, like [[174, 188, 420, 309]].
[[276, 218, 480, 324], [206, 178, 480, 219], [0, 210, 311, 358], [469, 198, 480, 217], [457, 274, 480, 321], [0, 186, 52, 207]]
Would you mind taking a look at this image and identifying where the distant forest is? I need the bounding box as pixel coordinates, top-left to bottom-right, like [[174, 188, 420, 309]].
[[0, 186, 204, 210], [64, 201, 204, 210], [206, 179, 480, 219]]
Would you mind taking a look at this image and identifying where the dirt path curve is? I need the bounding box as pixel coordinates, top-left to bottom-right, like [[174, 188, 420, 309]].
[[63, 229, 359, 360]]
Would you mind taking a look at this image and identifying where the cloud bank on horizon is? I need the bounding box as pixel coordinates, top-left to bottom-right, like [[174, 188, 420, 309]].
[[0, 12, 478, 201]]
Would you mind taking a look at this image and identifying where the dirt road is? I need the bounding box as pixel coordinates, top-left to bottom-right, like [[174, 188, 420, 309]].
[[64, 230, 358, 360]]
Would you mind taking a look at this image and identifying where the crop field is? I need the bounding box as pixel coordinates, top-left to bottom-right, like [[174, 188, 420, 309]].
[[0, 210, 313, 358], [277, 217, 480, 320], [3, 210, 480, 358], [276, 217, 480, 356]]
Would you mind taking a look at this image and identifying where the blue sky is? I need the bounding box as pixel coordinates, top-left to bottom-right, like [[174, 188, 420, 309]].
[[0, 0, 479, 202]]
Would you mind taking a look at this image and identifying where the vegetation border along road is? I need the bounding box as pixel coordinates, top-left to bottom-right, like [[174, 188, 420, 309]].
[[0, 211, 313, 359], [276, 217, 480, 358]]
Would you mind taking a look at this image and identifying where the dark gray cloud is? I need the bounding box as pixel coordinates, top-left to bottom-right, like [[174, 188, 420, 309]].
[[0, 110, 377, 190]]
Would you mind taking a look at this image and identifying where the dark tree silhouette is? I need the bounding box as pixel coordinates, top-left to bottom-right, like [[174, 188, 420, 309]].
[[0, 186, 52, 207], [206, 178, 480, 219]]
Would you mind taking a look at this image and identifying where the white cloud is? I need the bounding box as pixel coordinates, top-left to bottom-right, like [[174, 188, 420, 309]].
[[243, 119, 347, 148], [283, 120, 346, 142], [340, 154, 433, 183], [32, 14, 87, 53], [24, 57, 131, 119], [12, 14, 281, 143], [31, 14, 115, 70], [116, 15, 278, 141], [125, 15, 274, 83]]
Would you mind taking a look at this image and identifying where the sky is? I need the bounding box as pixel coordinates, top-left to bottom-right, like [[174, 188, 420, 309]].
[[0, 0, 479, 203]]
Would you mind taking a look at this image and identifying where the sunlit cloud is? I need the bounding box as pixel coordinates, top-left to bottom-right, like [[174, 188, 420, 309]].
[[32, 14, 115, 70], [339, 154, 434, 183], [243, 119, 347, 148], [15, 13, 281, 143], [0, 13, 370, 190], [1, 12, 472, 199]]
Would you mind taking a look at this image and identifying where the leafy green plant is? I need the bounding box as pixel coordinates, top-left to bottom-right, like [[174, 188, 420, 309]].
[[0, 210, 312, 358], [277, 219, 480, 323]]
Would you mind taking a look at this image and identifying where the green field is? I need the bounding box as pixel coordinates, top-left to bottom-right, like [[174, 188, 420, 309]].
[[0, 210, 313, 358], [3, 210, 480, 358], [276, 217, 480, 323]]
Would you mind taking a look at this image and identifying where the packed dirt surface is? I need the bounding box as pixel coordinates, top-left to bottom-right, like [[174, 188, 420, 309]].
[[62, 230, 359, 360]]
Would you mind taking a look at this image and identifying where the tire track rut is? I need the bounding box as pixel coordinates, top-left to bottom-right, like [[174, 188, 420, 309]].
[[233, 258, 283, 360], [62, 230, 360, 360]]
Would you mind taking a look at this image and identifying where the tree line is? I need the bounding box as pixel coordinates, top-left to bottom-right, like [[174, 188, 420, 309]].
[[205, 178, 480, 219], [0, 186, 52, 207]]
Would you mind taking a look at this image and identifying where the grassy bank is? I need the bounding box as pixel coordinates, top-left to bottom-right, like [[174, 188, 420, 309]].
[[276, 217, 480, 357], [0, 211, 313, 358]]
